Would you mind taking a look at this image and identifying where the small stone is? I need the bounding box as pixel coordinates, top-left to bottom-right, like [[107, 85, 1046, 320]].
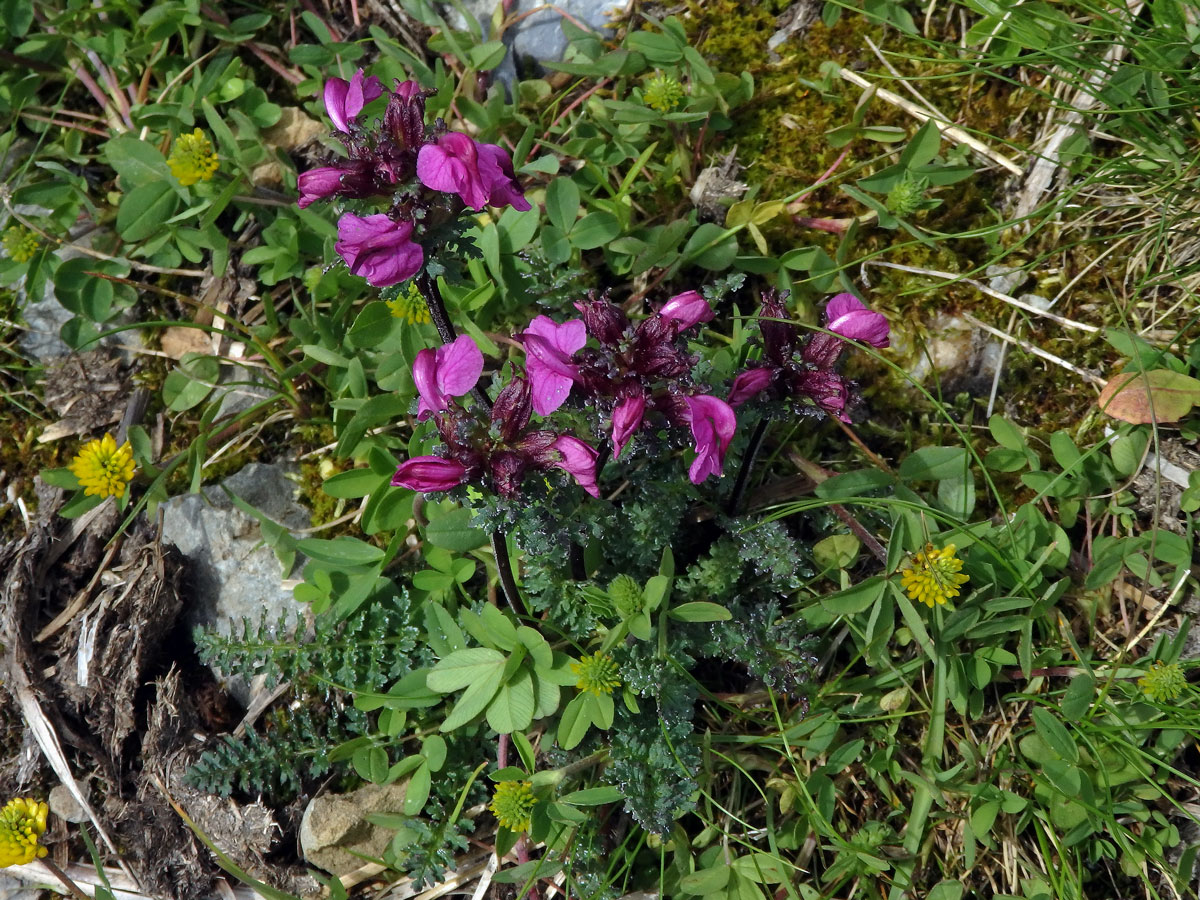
[[48, 785, 87, 824], [299, 783, 409, 876], [162, 463, 311, 705], [262, 108, 326, 152]]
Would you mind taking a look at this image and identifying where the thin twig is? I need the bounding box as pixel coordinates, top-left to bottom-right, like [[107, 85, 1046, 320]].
[[835, 66, 1022, 174], [39, 858, 93, 900], [866, 259, 1099, 333], [726, 417, 769, 517], [961, 313, 1105, 386]]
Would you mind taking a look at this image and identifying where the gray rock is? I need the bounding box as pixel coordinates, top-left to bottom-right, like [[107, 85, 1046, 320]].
[[449, 0, 633, 66], [48, 783, 88, 824], [161, 462, 311, 705], [0, 874, 40, 900], [8, 219, 139, 364], [299, 782, 409, 876]]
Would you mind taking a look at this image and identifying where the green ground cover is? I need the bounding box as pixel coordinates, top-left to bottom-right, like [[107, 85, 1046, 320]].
[[1, 0, 1200, 898]]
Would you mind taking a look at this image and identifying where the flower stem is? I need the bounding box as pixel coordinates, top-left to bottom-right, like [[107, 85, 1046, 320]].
[[39, 858, 92, 900], [414, 271, 525, 617], [726, 416, 769, 517], [415, 272, 492, 410]]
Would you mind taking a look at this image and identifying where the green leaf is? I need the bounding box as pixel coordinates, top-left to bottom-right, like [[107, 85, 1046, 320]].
[[819, 576, 886, 615], [556, 692, 592, 750], [1060, 672, 1095, 720], [570, 211, 621, 250], [322, 467, 384, 499], [440, 675, 503, 731], [424, 506, 488, 551], [559, 785, 623, 806], [898, 119, 943, 169], [684, 222, 738, 270], [678, 865, 731, 895], [814, 468, 894, 498], [117, 181, 180, 242], [404, 762, 431, 814], [427, 648, 506, 692], [545, 178, 580, 234], [1031, 706, 1078, 763], [295, 536, 385, 567], [668, 601, 732, 622], [927, 880, 965, 900], [467, 40, 507, 70], [347, 301, 399, 349], [730, 853, 790, 883], [163, 354, 219, 412], [1, 0, 34, 36], [103, 136, 173, 191], [898, 446, 969, 481], [486, 669, 536, 733]]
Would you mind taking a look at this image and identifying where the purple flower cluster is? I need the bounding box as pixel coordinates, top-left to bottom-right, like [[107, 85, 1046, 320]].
[[298, 70, 530, 286], [391, 290, 889, 499], [519, 290, 737, 484], [728, 291, 890, 420], [392, 336, 600, 498]]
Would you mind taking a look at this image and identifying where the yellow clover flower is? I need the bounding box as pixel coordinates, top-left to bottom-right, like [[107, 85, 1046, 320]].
[[643, 73, 685, 113], [571, 651, 620, 697], [0, 798, 48, 867], [167, 128, 219, 186], [1139, 661, 1187, 703], [899, 543, 969, 607], [2, 226, 41, 263], [489, 780, 535, 833], [385, 282, 431, 325], [69, 434, 135, 499]]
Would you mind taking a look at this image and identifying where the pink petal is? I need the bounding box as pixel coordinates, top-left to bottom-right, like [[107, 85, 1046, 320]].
[[611, 395, 646, 458], [324, 77, 351, 132], [392, 456, 469, 492], [825, 293, 889, 348], [413, 348, 441, 421], [659, 290, 714, 331], [727, 367, 774, 408], [683, 395, 737, 484], [434, 335, 485, 401], [548, 435, 600, 497]]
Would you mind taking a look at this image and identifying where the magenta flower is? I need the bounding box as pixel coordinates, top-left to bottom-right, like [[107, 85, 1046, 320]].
[[519, 316, 586, 416], [658, 290, 714, 332], [335, 213, 424, 287], [324, 70, 384, 133], [728, 290, 885, 421], [297, 167, 344, 209], [825, 293, 890, 347], [545, 435, 600, 497], [610, 395, 646, 458], [413, 334, 484, 421], [683, 395, 737, 484], [726, 367, 774, 408], [391, 456, 469, 492], [417, 132, 531, 211]]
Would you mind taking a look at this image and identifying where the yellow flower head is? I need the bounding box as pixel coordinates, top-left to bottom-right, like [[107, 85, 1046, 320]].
[[168, 128, 219, 186], [571, 651, 621, 697], [69, 434, 135, 499], [385, 282, 431, 325], [643, 73, 685, 113], [2, 226, 41, 263], [0, 798, 48, 868], [899, 543, 969, 607], [1139, 660, 1187, 703], [489, 780, 535, 833]]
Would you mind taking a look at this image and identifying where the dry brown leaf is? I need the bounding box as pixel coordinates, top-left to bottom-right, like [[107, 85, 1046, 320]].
[[1097, 369, 1200, 424]]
